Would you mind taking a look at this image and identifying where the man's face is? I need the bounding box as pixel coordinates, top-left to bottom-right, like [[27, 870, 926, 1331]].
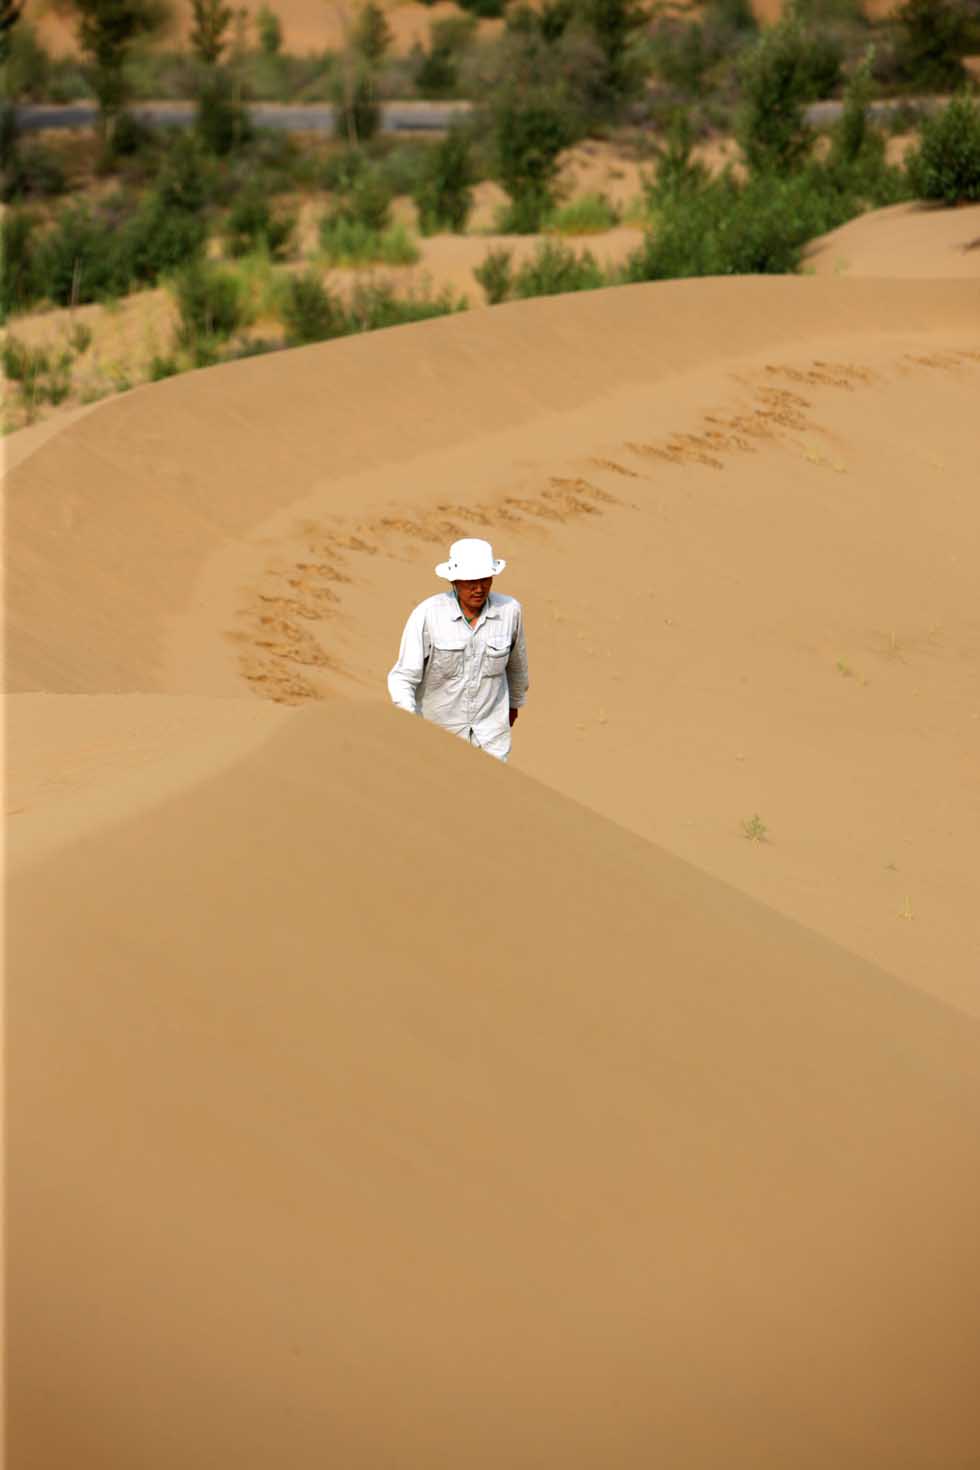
[[454, 577, 493, 617]]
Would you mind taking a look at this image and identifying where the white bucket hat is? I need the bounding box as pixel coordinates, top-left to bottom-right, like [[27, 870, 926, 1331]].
[[435, 538, 506, 581]]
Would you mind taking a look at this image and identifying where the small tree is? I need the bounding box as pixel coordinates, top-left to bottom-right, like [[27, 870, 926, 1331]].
[[190, 0, 232, 64], [493, 92, 576, 230], [892, 0, 971, 93], [68, 0, 171, 147], [578, 0, 651, 116], [906, 93, 980, 204], [0, 0, 24, 61], [413, 126, 476, 233], [256, 4, 282, 55], [352, 1, 392, 67], [736, 15, 816, 175]]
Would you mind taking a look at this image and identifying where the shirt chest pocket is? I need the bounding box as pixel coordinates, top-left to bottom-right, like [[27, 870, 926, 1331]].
[[429, 641, 468, 678], [482, 641, 511, 678]]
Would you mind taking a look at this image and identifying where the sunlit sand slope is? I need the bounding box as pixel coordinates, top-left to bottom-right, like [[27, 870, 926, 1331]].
[[8, 699, 980, 1470], [806, 202, 980, 278], [7, 275, 979, 1013]]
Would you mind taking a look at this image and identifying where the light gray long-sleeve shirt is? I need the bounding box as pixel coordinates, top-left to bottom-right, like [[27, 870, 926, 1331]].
[[387, 591, 529, 760]]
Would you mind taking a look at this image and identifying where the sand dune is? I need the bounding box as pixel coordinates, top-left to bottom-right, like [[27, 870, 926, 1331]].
[[6, 257, 980, 1466], [807, 201, 980, 278], [9, 699, 980, 1468]]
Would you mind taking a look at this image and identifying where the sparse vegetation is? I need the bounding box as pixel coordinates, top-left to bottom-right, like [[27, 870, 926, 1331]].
[[741, 814, 769, 842], [547, 192, 620, 234], [906, 93, 980, 204]]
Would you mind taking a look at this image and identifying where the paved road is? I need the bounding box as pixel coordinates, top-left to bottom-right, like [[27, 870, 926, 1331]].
[[15, 96, 941, 138], [14, 101, 470, 135]]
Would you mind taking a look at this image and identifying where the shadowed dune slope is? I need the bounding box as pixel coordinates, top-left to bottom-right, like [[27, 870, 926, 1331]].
[[8, 699, 980, 1470]]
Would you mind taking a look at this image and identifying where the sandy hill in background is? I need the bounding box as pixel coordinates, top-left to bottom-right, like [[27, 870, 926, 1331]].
[[29, 0, 904, 60], [6, 248, 980, 1465]]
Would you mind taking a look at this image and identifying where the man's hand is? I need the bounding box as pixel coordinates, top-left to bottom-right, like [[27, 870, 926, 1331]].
[[509, 708, 519, 728]]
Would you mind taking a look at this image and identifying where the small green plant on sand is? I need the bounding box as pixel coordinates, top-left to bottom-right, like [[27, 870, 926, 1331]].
[[741, 813, 769, 842], [546, 193, 620, 235], [474, 247, 514, 304]]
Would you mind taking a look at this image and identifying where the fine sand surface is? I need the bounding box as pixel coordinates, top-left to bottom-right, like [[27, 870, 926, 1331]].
[[6, 234, 980, 1465]]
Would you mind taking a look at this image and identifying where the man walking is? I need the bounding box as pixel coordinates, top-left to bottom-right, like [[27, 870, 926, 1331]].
[[387, 538, 529, 762]]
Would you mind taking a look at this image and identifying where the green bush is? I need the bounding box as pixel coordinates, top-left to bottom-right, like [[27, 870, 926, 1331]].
[[257, 4, 283, 56], [332, 67, 381, 145], [279, 272, 347, 343], [3, 21, 50, 100], [512, 238, 606, 297], [173, 261, 247, 344], [2, 141, 69, 201], [644, 112, 709, 209], [546, 192, 619, 234], [627, 168, 860, 282], [892, 0, 971, 93], [196, 69, 254, 155], [225, 185, 296, 258], [413, 127, 475, 234], [319, 215, 420, 265], [474, 247, 514, 304], [0, 208, 41, 317], [35, 203, 130, 305], [1, 335, 49, 382], [122, 189, 209, 283], [344, 279, 463, 331], [105, 110, 160, 161], [906, 94, 980, 204], [493, 93, 577, 232], [737, 17, 819, 174], [329, 166, 393, 231]]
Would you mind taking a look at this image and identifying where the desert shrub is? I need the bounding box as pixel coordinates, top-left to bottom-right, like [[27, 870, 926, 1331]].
[[257, 4, 283, 55], [279, 272, 347, 343], [546, 192, 620, 234], [35, 203, 130, 305], [329, 165, 393, 231], [0, 208, 41, 316], [225, 184, 296, 258], [1, 335, 49, 382], [825, 52, 911, 207], [512, 238, 606, 297], [3, 20, 50, 100], [493, 93, 577, 231], [906, 94, 980, 204], [121, 173, 210, 284], [648, 21, 715, 96], [173, 260, 246, 344], [457, 0, 505, 15], [644, 111, 709, 208], [332, 66, 381, 145], [413, 126, 475, 234], [627, 168, 858, 282], [2, 141, 69, 201], [196, 68, 253, 155], [148, 353, 180, 380], [474, 247, 514, 304], [373, 141, 432, 198], [318, 215, 420, 265], [106, 110, 159, 160], [414, 14, 476, 98], [154, 132, 217, 214], [737, 17, 820, 174], [891, 0, 971, 93], [344, 279, 463, 331], [321, 145, 368, 193]]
